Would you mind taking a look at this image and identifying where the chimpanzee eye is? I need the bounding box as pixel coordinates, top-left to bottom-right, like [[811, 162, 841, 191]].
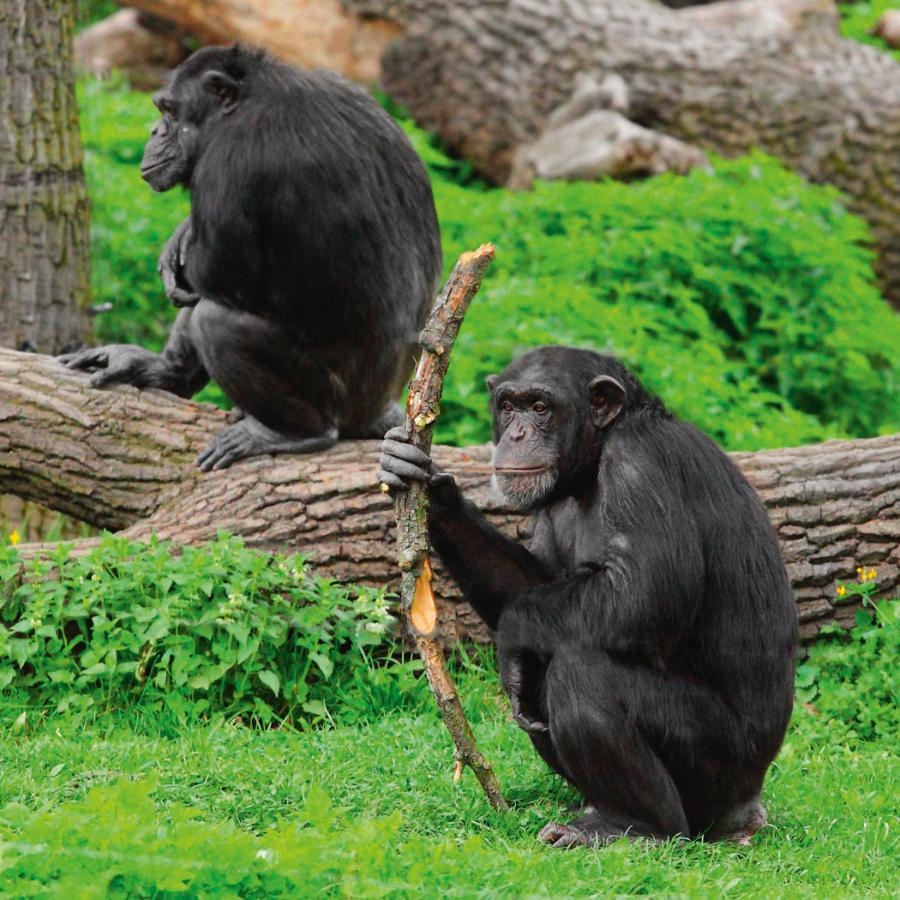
[[501, 401, 514, 413], [533, 401, 548, 414]]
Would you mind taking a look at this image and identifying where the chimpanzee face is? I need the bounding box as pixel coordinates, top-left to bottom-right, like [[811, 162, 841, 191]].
[[140, 54, 241, 192], [486, 350, 627, 509], [488, 380, 563, 509]]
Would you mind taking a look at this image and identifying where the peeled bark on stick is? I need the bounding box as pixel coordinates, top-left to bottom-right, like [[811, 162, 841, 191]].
[[389, 243, 506, 810], [0, 347, 898, 643]]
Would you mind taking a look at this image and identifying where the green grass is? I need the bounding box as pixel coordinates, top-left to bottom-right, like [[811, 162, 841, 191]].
[[1, 662, 897, 897]]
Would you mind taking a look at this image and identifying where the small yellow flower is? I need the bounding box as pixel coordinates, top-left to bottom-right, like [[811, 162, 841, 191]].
[[856, 567, 863, 575], [868, 569, 877, 581], [8, 530, 20, 546], [836, 585, 846, 598]]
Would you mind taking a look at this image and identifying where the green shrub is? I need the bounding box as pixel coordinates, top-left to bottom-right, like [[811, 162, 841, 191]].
[[0, 535, 426, 725], [427, 156, 899, 450], [794, 572, 899, 743], [80, 79, 900, 452]]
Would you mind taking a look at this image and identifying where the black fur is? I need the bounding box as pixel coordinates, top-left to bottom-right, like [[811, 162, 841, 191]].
[[62, 44, 441, 470], [379, 345, 797, 847]]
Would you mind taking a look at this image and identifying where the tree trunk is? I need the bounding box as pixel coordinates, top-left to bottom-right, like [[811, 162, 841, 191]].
[[2, 348, 898, 643], [1, 0, 93, 541], [0, 0, 92, 355], [348, 0, 900, 306]]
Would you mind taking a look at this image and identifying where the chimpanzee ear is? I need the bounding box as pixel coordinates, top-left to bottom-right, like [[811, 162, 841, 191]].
[[485, 374, 499, 393], [201, 71, 240, 113], [588, 375, 626, 429]]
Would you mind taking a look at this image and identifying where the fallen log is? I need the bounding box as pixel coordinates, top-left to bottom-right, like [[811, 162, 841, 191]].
[[119, 0, 900, 305], [352, 0, 900, 306], [122, 0, 400, 84], [1, 347, 897, 642]]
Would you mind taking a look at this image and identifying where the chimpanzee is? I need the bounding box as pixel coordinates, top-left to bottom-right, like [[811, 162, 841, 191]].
[[61, 44, 442, 470], [379, 346, 797, 848]]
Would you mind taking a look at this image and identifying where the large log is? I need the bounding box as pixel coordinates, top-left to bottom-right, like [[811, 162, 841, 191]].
[[124, 0, 400, 84], [1, 348, 897, 642], [351, 0, 900, 306], [119, 0, 900, 304]]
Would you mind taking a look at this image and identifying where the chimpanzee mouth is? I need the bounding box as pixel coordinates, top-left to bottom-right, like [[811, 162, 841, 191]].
[[491, 466, 558, 509], [140, 157, 178, 178]]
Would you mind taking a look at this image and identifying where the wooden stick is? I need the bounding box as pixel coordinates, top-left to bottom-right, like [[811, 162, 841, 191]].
[[385, 243, 507, 811]]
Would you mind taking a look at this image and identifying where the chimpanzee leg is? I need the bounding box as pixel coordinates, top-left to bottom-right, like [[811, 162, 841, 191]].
[[189, 299, 339, 470], [538, 651, 763, 848]]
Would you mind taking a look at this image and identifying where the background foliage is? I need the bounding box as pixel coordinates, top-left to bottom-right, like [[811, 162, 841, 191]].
[[839, 1, 900, 59], [0, 535, 425, 726], [79, 78, 900, 451]]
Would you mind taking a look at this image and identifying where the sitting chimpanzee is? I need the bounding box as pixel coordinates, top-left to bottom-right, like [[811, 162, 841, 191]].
[[379, 346, 797, 847], [62, 44, 441, 470]]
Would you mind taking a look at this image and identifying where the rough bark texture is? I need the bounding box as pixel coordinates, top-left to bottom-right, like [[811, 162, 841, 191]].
[[124, 0, 401, 84], [2, 348, 898, 644], [0, 0, 92, 354], [346, 0, 900, 305]]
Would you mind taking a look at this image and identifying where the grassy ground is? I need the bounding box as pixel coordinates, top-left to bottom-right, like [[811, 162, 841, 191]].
[[1, 664, 896, 898]]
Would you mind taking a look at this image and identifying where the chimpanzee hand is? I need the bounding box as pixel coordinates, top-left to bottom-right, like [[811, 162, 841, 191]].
[[377, 426, 460, 507], [58, 344, 168, 389], [501, 650, 550, 735], [158, 217, 200, 308]]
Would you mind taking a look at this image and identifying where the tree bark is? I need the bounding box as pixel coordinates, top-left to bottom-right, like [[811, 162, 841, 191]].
[[0, 0, 92, 355], [2, 348, 898, 643], [348, 0, 900, 306], [124, 0, 400, 84], [1, 0, 94, 542]]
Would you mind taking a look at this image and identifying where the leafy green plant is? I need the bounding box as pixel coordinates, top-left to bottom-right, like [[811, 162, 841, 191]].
[[794, 570, 899, 743], [428, 156, 899, 450], [839, 1, 900, 59], [0, 534, 426, 725]]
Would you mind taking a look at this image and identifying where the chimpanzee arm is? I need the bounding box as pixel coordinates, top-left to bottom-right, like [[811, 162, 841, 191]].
[[500, 519, 705, 665], [59, 309, 209, 398], [428, 478, 553, 630], [379, 431, 552, 630], [156, 308, 210, 396], [158, 217, 200, 309]]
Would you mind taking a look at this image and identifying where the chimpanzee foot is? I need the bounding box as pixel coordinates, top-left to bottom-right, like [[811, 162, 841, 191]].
[[538, 822, 598, 849], [540, 809, 674, 849], [197, 417, 338, 471], [708, 800, 767, 845], [512, 711, 550, 734]]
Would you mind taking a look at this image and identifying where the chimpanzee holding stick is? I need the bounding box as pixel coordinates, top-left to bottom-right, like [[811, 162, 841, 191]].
[[379, 345, 797, 848]]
